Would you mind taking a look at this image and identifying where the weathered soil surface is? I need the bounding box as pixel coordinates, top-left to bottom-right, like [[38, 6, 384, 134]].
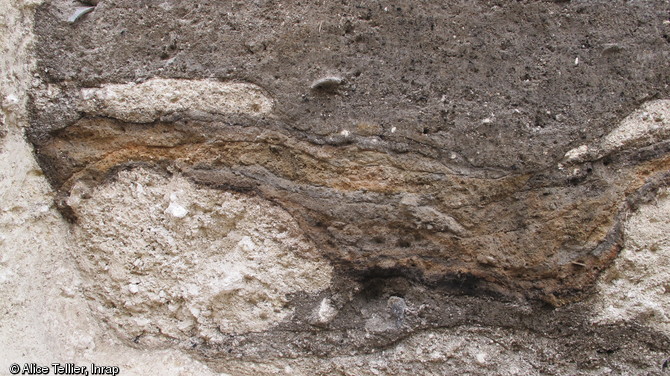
[[20, 0, 670, 373]]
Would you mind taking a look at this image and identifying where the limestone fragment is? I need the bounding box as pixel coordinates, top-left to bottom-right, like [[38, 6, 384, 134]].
[[78, 78, 273, 123], [592, 187, 670, 335], [69, 168, 333, 342], [563, 99, 670, 164], [563, 144, 589, 163]]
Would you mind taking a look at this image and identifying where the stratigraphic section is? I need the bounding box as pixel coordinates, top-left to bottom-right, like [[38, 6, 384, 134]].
[[22, 0, 670, 370], [25, 0, 670, 308], [78, 78, 273, 123], [67, 167, 332, 344]]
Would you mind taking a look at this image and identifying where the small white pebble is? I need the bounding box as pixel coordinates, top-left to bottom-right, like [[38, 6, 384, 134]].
[[2, 94, 20, 111], [165, 202, 188, 218], [61, 286, 77, 298], [340, 129, 350, 137], [563, 144, 589, 162], [315, 298, 338, 324], [238, 236, 256, 252]]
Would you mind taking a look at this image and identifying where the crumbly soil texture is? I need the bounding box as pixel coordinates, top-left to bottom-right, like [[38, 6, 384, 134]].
[[27, 0, 670, 372]]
